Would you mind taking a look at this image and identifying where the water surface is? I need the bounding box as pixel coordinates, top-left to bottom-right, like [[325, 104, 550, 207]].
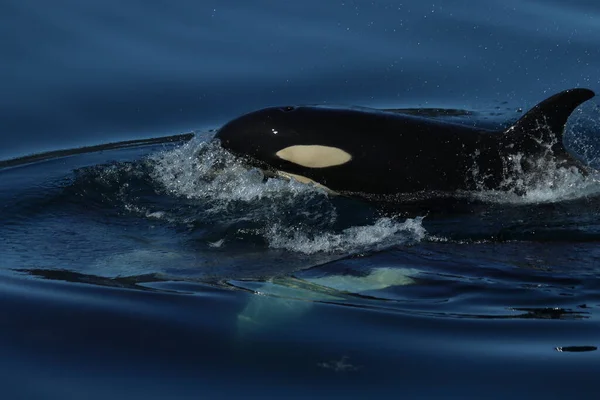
[[1, 1, 600, 398]]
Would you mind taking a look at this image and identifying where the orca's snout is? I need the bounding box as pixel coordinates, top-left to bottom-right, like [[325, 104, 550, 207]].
[[215, 108, 282, 164], [216, 107, 293, 154], [215, 115, 245, 146]]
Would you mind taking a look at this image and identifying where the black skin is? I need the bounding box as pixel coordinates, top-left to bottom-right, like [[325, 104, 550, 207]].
[[216, 89, 595, 196]]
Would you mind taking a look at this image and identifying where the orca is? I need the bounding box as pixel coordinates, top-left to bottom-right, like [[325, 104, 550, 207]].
[[215, 89, 595, 196]]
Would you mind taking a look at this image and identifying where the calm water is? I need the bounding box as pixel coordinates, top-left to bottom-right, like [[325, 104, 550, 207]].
[[2, 1, 600, 398]]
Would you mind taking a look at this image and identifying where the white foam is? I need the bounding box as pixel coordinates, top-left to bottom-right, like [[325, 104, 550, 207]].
[[147, 134, 426, 256], [146, 211, 166, 219], [472, 158, 600, 205], [467, 113, 600, 205], [148, 135, 325, 205], [266, 217, 426, 254]]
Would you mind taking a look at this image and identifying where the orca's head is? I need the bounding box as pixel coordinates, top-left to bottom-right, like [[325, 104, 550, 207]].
[[215, 106, 353, 172]]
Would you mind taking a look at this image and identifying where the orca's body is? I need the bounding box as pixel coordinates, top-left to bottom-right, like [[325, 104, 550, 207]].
[[215, 89, 595, 195]]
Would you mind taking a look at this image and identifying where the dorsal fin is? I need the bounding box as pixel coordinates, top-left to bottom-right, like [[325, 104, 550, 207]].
[[503, 88, 595, 155]]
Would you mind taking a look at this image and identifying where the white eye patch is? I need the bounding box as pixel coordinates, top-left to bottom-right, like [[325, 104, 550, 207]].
[[275, 145, 352, 168]]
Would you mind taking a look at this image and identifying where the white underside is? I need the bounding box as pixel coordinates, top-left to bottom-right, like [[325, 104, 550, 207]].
[[276, 170, 337, 194]]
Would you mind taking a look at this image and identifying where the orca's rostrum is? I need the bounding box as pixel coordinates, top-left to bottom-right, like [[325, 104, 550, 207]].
[[216, 89, 595, 196]]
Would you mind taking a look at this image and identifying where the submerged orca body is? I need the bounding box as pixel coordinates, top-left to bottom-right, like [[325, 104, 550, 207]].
[[216, 89, 595, 196]]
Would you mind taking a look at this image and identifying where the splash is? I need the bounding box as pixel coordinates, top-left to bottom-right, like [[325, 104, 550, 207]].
[[470, 112, 600, 205], [147, 134, 426, 256], [472, 158, 600, 205], [149, 135, 324, 204], [147, 134, 339, 231], [266, 217, 425, 254]]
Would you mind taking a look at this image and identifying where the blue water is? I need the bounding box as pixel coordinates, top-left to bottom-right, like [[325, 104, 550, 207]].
[[2, 1, 600, 398]]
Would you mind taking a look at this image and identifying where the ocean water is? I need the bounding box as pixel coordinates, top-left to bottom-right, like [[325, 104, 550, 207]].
[[2, 1, 600, 398]]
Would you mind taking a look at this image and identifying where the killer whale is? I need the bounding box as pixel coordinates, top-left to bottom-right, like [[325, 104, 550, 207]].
[[215, 89, 595, 196]]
